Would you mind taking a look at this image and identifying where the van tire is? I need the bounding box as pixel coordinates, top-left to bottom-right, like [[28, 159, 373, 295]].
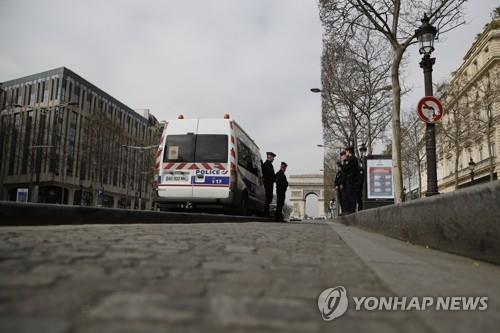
[[239, 193, 249, 216]]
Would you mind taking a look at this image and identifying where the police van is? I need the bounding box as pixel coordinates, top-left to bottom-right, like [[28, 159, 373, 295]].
[[153, 114, 265, 214]]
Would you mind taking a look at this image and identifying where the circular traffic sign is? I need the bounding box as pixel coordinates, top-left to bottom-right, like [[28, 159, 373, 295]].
[[417, 96, 444, 123]]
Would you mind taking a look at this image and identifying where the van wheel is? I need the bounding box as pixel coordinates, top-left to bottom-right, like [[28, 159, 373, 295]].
[[239, 194, 249, 216]]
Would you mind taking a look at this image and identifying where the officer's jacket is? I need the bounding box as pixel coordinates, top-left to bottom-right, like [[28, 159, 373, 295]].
[[275, 169, 288, 193], [262, 160, 275, 184]]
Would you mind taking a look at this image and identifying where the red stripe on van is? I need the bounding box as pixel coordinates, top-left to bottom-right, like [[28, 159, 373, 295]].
[[214, 163, 226, 170], [231, 149, 236, 158], [231, 162, 237, 171], [231, 136, 235, 144], [202, 163, 212, 170], [188, 163, 198, 170], [176, 163, 187, 169], [164, 163, 175, 170]]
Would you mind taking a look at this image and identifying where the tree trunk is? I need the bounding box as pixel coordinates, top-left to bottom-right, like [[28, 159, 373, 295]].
[[486, 125, 494, 181], [417, 160, 422, 198], [454, 148, 460, 189], [367, 116, 373, 155], [391, 48, 404, 203]]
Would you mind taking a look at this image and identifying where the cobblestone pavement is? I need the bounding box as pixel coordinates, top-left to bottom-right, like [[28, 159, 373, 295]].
[[0, 222, 432, 333]]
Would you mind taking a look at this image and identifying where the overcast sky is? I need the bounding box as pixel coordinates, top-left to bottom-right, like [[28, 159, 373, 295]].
[[0, 0, 498, 180]]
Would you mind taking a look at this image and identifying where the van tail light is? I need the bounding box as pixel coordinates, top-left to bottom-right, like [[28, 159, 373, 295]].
[[153, 176, 160, 190]]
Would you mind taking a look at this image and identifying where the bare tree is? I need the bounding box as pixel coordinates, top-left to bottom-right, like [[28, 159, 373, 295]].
[[321, 28, 392, 156], [400, 111, 425, 197], [436, 79, 472, 189], [471, 67, 500, 181], [319, 0, 467, 202]]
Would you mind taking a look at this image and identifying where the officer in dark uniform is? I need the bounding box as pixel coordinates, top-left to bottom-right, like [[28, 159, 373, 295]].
[[275, 162, 288, 221], [262, 152, 276, 216], [342, 147, 359, 215]]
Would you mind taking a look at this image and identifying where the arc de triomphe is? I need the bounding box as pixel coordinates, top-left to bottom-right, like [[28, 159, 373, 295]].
[[288, 174, 325, 219]]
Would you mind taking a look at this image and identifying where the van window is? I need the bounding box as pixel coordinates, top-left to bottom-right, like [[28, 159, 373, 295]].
[[164, 135, 195, 162], [163, 134, 228, 163], [237, 139, 258, 175], [195, 135, 228, 163]]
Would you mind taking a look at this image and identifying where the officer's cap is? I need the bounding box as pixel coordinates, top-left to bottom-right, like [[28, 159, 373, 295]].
[[281, 162, 288, 167], [266, 152, 276, 157]]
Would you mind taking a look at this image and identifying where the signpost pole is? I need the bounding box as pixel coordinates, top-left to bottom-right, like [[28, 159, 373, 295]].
[[420, 55, 439, 196]]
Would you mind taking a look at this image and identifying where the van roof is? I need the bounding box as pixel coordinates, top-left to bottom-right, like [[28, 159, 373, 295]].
[[165, 118, 259, 149]]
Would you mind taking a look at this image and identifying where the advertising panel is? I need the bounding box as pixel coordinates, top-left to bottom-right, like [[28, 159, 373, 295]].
[[366, 159, 394, 199]]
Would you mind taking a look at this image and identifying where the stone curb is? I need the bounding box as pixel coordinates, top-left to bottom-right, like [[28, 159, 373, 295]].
[[336, 181, 500, 265], [0, 202, 273, 226]]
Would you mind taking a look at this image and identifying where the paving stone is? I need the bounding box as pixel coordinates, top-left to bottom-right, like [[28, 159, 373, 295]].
[[225, 244, 256, 254], [0, 273, 57, 287], [0, 222, 432, 332], [87, 292, 201, 323], [0, 315, 70, 333], [210, 296, 318, 331]]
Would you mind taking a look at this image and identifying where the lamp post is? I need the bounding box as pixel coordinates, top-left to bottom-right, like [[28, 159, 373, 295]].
[[468, 158, 476, 186], [416, 13, 439, 197]]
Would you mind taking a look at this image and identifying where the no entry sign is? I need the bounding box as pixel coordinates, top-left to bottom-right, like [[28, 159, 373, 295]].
[[417, 96, 444, 123]]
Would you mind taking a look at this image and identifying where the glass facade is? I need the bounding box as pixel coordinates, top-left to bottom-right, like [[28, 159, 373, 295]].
[[0, 67, 161, 207]]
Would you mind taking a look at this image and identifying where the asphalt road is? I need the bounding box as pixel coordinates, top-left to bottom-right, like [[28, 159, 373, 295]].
[[0, 220, 498, 332]]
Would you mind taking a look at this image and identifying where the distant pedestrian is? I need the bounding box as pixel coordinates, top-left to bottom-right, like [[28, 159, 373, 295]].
[[342, 147, 359, 215], [262, 152, 276, 216], [275, 162, 288, 221]]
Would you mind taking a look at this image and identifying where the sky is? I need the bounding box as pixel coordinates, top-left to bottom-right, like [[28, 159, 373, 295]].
[[0, 0, 497, 182]]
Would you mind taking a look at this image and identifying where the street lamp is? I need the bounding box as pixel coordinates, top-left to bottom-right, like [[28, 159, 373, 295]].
[[468, 158, 476, 186], [416, 13, 439, 197]]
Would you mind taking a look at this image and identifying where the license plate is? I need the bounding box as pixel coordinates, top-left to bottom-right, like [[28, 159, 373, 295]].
[[164, 174, 190, 183]]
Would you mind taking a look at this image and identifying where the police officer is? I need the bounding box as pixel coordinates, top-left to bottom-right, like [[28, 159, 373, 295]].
[[275, 162, 288, 221], [262, 152, 276, 216], [342, 147, 359, 215]]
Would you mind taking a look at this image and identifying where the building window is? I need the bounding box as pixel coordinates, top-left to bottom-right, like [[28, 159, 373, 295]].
[[14, 87, 20, 105], [61, 78, 67, 101], [40, 81, 46, 102], [23, 85, 28, 105], [66, 111, 78, 176], [81, 90, 85, 109], [68, 82, 73, 103], [55, 78, 60, 100], [21, 111, 34, 174], [8, 113, 21, 175]]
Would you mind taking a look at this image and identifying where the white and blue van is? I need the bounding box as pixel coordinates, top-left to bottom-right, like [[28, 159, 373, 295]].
[[153, 115, 265, 214]]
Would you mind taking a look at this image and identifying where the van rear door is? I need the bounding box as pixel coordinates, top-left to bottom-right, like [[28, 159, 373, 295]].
[[192, 119, 231, 199], [159, 119, 198, 200]]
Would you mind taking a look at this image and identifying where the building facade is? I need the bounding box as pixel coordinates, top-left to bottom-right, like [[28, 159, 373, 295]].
[[418, 13, 500, 194], [0, 67, 161, 208]]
